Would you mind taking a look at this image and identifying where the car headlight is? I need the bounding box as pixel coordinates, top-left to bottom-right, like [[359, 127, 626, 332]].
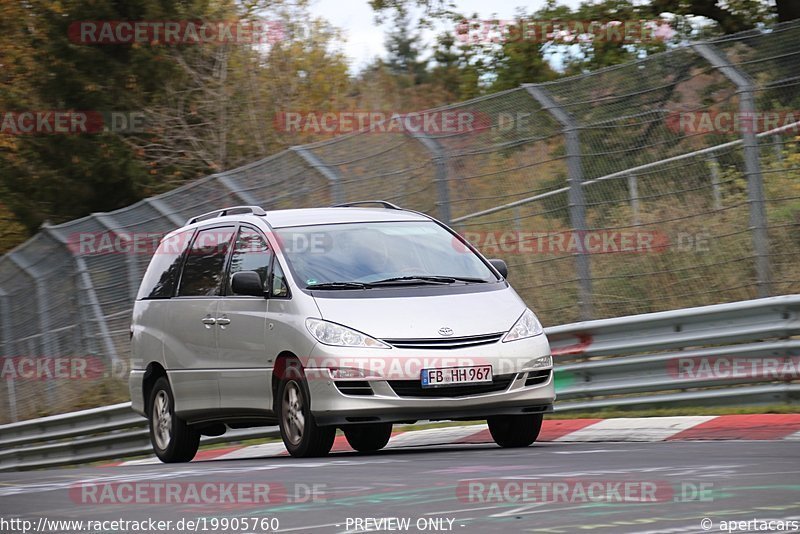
[[502, 308, 544, 342], [306, 318, 390, 348]]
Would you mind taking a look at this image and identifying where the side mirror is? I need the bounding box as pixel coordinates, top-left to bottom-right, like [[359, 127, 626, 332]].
[[231, 271, 266, 297], [488, 258, 508, 278]]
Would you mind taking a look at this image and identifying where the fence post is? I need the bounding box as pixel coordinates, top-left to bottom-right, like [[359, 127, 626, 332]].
[[410, 133, 451, 225], [7, 251, 57, 402], [693, 42, 771, 297], [94, 214, 139, 302], [290, 146, 344, 205], [143, 198, 185, 227], [215, 173, 260, 205], [0, 287, 17, 422], [773, 134, 784, 166], [42, 226, 120, 366], [708, 155, 723, 210], [628, 174, 640, 226], [525, 84, 592, 320]]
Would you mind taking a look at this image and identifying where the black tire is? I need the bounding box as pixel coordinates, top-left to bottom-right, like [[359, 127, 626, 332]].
[[277, 361, 335, 458], [487, 414, 543, 448], [148, 376, 200, 463], [343, 423, 392, 452]]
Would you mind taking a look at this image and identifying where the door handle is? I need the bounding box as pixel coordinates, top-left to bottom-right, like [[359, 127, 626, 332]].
[[201, 317, 217, 326], [217, 316, 231, 326]]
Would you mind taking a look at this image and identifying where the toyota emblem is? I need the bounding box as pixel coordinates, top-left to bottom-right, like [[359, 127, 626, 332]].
[[438, 327, 454, 337]]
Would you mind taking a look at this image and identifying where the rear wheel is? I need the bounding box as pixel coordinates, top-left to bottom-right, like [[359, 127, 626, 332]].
[[277, 363, 335, 458], [343, 423, 392, 452], [487, 413, 543, 448], [148, 376, 200, 463]]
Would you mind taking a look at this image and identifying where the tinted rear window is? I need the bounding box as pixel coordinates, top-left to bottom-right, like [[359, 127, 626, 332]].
[[177, 227, 236, 297], [136, 229, 194, 300]]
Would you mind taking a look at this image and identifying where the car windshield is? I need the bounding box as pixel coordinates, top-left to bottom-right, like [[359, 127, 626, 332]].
[[275, 221, 497, 288]]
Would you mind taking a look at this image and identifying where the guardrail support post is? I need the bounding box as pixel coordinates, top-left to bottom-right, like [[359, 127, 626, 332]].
[[694, 43, 771, 297], [290, 147, 345, 205], [410, 133, 451, 225], [0, 288, 17, 422], [525, 84, 592, 320]]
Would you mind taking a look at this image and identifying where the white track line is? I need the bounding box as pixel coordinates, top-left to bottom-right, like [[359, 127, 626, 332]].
[[555, 416, 716, 442]]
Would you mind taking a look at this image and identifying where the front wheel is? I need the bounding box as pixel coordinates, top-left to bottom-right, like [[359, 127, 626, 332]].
[[278, 371, 335, 458], [343, 423, 392, 452], [487, 413, 543, 448], [148, 376, 200, 463]]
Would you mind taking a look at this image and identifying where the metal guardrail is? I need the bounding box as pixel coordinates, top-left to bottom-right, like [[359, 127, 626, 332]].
[[549, 294, 800, 411], [0, 408, 280, 471], [0, 295, 798, 471]]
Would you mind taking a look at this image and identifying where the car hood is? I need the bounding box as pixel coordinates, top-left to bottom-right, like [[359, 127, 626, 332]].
[[312, 285, 526, 339]]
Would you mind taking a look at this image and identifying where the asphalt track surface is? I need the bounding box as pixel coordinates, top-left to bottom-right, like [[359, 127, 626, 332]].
[[0, 440, 798, 534]]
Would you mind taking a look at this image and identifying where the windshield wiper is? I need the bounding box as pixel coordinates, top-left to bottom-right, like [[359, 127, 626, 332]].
[[442, 276, 490, 283], [369, 275, 489, 286], [306, 281, 369, 290]]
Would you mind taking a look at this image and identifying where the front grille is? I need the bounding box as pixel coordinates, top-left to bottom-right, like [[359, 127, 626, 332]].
[[388, 373, 516, 398], [382, 332, 504, 350], [334, 381, 374, 396], [525, 370, 551, 386]]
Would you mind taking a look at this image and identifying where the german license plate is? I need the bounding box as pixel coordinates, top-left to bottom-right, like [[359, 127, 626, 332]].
[[421, 365, 493, 388]]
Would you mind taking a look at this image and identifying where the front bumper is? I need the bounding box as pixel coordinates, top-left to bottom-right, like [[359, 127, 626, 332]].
[[302, 332, 555, 426]]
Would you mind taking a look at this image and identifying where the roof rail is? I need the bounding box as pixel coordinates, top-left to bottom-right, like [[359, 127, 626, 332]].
[[186, 205, 266, 225], [333, 200, 403, 210]]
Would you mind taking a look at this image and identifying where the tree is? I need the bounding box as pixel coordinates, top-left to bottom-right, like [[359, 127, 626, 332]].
[[429, 32, 483, 100], [650, 0, 775, 33], [370, 0, 787, 29], [385, 12, 428, 85], [0, 0, 351, 250], [488, 18, 558, 91]]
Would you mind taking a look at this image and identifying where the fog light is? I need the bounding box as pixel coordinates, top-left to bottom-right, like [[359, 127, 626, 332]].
[[522, 355, 552, 369], [329, 367, 367, 379]]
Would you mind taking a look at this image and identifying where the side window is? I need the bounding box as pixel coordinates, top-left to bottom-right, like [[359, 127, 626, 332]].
[[271, 259, 290, 298], [228, 227, 272, 295], [137, 229, 194, 300], [178, 226, 235, 297]]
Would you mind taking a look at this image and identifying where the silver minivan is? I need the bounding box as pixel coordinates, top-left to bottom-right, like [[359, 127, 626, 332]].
[[129, 202, 555, 461]]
